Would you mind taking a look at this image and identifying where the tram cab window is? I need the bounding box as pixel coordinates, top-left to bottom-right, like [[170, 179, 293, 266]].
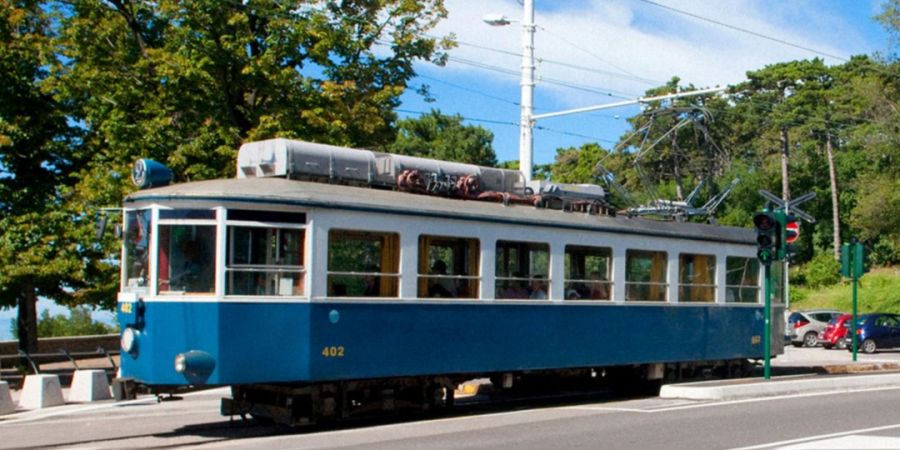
[[495, 241, 549, 300], [226, 226, 306, 296], [564, 245, 611, 300], [157, 224, 216, 294], [625, 250, 667, 301], [418, 235, 480, 299], [725, 257, 760, 303], [679, 253, 716, 302], [327, 230, 399, 298], [123, 209, 151, 293]]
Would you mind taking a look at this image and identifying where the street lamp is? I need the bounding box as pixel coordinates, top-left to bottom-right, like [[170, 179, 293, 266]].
[[484, 0, 536, 185]]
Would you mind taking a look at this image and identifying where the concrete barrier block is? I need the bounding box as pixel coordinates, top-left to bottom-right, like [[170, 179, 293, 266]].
[[0, 381, 15, 415], [19, 374, 65, 409], [68, 369, 112, 402]]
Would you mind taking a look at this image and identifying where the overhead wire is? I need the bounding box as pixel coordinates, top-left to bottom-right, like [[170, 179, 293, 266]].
[[395, 108, 617, 145], [635, 0, 850, 62]]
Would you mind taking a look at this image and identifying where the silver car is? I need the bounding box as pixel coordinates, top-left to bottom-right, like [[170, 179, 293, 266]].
[[786, 309, 843, 347]]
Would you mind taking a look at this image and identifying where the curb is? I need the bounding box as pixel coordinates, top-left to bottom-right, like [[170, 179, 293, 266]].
[[660, 372, 900, 401]]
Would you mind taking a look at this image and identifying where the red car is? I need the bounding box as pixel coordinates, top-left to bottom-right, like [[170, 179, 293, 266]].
[[819, 313, 852, 349]]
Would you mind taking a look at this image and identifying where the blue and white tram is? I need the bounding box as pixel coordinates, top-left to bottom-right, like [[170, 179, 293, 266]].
[[117, 139, 784, 424]]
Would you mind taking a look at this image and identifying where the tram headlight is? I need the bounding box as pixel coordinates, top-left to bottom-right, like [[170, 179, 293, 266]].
[[121, 327, 139, 354], [174, 350, 216, 385]]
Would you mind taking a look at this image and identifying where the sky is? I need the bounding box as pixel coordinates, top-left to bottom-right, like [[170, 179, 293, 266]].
[[0, 0, 893, 341], [398, 0, 893, 166]]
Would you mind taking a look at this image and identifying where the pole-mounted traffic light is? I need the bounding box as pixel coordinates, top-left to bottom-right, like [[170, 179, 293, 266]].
[[753, 211, 777, 265]]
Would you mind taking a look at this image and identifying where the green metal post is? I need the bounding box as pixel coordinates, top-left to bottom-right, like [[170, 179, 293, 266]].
[[852, 264, 858, 362], [764, 263, 771, 379]]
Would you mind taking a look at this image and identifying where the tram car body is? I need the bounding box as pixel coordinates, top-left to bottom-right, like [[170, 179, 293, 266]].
[[117, 139, 783, 423]]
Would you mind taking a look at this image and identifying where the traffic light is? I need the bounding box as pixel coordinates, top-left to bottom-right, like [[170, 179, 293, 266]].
[[753, 211, 777, 265], [840, 243, 851, 277]]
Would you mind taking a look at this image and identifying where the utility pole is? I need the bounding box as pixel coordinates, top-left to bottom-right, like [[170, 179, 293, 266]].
[[485, 5, 726, 187], [519, 0, 535, 184]]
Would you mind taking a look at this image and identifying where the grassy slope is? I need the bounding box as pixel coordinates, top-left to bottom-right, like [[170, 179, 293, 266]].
[[789, 268, 900, 313]]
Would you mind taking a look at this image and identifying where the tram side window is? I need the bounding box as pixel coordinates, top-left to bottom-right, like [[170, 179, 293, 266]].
[[124, 209, 151, 292], [418, 235, 480, 299], [327, 230, 400, 298], [679, 253, 716, 302], [625, 250, 667, 301], [226, 227, 305, 296], [157, 225, 216, 294], [564, 245, 611, 300], [725, 257, 760, 303], [495, 241, 549, 300]]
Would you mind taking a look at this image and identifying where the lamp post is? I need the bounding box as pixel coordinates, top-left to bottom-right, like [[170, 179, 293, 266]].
[[484, 0, 536, 184], [484, 3, 725, 187]]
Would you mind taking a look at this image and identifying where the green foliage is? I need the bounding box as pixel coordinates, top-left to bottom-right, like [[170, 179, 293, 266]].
[[386, 109, 496, 166], [797, 251, 842, 288], [791, 268, 900, 314], [12, 306, 117, 338]]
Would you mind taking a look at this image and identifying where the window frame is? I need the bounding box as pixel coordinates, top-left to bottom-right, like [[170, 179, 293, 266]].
[[417, 235, 481, 299], [625, 249, 668, 302], [155, 211, 218, 295], [224, 217, 307, 297], [326, 229, 401, 298], [725, 256, 760, 304], [495, 240, 551, 300], [564, 245, 612, 301], [678, 253, 717, 303]]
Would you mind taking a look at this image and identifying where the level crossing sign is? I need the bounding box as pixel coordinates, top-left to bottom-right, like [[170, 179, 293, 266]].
[[785, 220, 800, 244]]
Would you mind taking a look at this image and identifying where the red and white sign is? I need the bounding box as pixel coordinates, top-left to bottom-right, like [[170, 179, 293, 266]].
[[785, 221, 800, 244]]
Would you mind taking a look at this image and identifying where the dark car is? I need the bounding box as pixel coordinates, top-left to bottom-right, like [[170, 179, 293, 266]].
[[843, 313, 900, 353]]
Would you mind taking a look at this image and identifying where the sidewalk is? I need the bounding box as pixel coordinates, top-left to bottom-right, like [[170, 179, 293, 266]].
[[661, 346, 900, 400]]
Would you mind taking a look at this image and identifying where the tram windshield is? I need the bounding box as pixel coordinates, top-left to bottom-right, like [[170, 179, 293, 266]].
[[123, 209, 152, 293]]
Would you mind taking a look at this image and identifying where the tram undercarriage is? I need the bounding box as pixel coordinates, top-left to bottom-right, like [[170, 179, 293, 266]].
[[220, 359, 755, 426]]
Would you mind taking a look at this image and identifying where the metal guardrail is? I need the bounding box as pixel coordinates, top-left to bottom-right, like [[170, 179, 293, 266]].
[[0, 347, 120, 382]]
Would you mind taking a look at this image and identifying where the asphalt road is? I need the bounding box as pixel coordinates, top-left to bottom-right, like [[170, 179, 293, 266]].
[[4, 347, 900, 449], [4, 384, 900, 449]]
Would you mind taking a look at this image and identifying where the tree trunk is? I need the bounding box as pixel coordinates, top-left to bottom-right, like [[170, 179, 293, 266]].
[[780, 127, 791, 203], [17, 287, 38, 354], [826, 133, 841, 260]]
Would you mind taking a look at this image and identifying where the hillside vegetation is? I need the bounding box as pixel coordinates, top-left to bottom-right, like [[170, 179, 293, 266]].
[[789, 268, 900, 314]]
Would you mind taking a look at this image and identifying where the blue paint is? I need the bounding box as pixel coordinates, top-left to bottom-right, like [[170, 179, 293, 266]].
[[120, 301, 783, 387]]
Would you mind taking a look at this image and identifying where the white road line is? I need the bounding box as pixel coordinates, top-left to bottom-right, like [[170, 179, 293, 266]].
[[0, 387, 229, 426], [730, 424, 900, 450], [566, 385, 900, 414]]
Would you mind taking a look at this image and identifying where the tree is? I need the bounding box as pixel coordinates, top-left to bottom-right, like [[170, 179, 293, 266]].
[[386, 109, 497, 166], [12, 306, 117, 338], [2, 0, 452, 352], [0, 1, 88, 353], [877, 0, 900, 60]]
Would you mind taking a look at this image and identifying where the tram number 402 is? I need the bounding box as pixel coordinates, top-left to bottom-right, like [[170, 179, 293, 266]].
[[321, 346, 345, 358]]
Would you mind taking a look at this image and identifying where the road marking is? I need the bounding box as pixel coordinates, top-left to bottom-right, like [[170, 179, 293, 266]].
[[566, 385, 900, 414], [0, 387, 229, 426], [779, 435, 900, 449], [730, 425, 900, 450]]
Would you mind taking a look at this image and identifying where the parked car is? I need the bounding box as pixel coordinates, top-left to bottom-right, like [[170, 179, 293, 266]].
[[842, 313, 900, 353], [818, 313, 851, 349], [786, 309, 843, 347]]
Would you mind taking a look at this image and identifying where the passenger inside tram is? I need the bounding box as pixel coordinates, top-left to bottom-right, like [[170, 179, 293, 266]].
[[427, 260, 457, 297]]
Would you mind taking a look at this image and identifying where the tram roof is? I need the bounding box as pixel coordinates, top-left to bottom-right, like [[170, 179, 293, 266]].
[[126, 178, 755, 245]]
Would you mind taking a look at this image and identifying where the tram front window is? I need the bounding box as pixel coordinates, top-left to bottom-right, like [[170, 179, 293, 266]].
[[123, 209, 151, 293], [157, 224, 216, 294]]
